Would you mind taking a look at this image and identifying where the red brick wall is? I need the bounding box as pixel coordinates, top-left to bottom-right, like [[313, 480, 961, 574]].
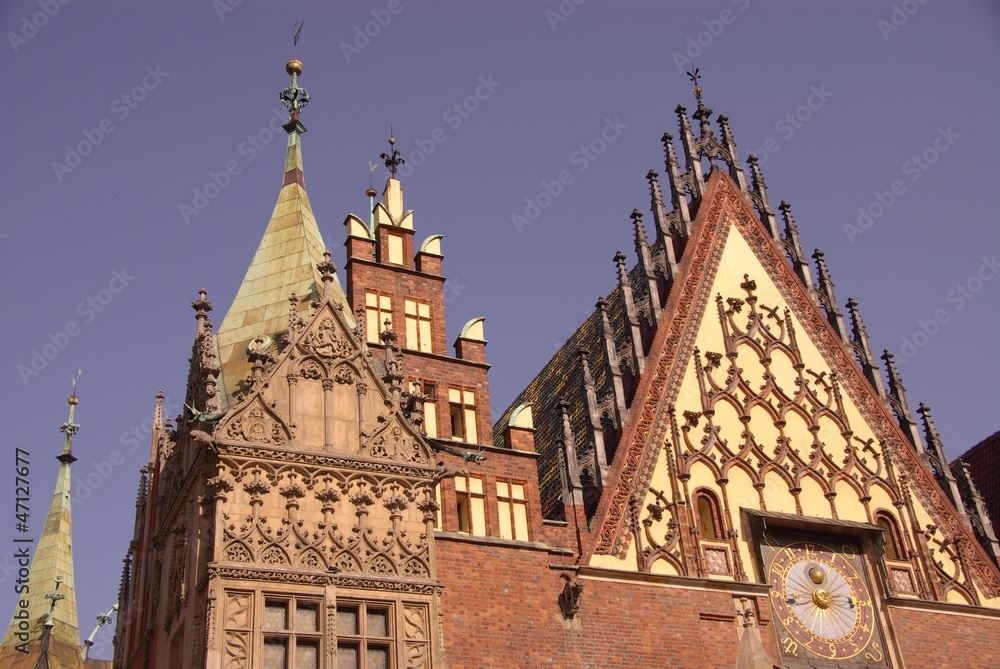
[[436, 537, 767, 668], [889, 605, 1000, 668]]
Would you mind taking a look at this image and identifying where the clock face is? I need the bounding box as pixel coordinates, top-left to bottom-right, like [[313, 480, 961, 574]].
[[762, 532, 888, 665]]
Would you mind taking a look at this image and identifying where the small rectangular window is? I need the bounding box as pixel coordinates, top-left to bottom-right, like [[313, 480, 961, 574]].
[[454, 476, 486, 536], [497, 481, 529, 541], [365, 292, 392, 344], [404, 299, 433, 353], [448, 388, 477, 443], [336, 602, 394, 669], [262, 597, 322, 669]]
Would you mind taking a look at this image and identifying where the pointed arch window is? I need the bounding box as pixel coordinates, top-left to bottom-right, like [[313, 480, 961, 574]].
[[875, 511, 904, 560], [693, 489, 723, 540]]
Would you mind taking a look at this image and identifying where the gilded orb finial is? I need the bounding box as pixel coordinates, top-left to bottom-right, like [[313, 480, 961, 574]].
[[286, 59, 303, 76]]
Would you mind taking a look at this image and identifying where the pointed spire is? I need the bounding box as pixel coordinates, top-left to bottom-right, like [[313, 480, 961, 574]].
[[675, 105, 706, 199], [646, 169, 679, 275], [614, 251, 646, 374], [881, 350, 923, 449], [660, 133, 694, 237], [596, 297, 629, 427], [716, 114, 748, 193], [952, 459, 1000, 560], [746, 155, 779, 241], [558, 400, 583, 505], [917, 403, 970, 526], [317, 249, 338, 297], [631, 209, 662, 323], [845, 298, 887, 398], [777, 201, 814, 293], [811, 249, 848, 341], [647, 170, 680, 280], [216, 56, 351, 402], [3, 380, 83, 652], [686, 67, 713, 140], [578, 350, 609, 483], [380, 321, 405, 404]]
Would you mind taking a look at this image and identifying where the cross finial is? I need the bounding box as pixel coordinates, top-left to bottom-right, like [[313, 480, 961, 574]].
[[686, 67, 703, 105], [381, 127, 405, 177]]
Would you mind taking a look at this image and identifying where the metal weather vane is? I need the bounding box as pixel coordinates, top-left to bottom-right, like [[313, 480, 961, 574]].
[[687, 67, 703, 105], [280, 22, 310, 115], [381, 126, 405, 177]]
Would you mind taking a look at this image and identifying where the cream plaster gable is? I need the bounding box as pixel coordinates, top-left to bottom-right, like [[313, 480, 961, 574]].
[[587, 173, 1000, 606]]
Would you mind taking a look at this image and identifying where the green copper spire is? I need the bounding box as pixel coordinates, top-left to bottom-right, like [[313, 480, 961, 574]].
[[2, 374, 83, 663]]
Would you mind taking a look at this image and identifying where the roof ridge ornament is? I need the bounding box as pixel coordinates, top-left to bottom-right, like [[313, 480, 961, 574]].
[[381, 127, 405, 178], [280, 28, 309, 134]]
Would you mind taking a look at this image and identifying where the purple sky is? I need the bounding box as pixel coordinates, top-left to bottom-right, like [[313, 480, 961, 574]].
[[2, 1, 998, 657]]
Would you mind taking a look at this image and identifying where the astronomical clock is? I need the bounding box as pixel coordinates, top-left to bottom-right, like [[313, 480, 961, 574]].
[[759, 528, 891, 667]]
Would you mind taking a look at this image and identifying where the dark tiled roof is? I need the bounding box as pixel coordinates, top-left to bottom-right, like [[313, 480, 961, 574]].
[[954, 430, 1000, 533], [493, 246, 666, 520]]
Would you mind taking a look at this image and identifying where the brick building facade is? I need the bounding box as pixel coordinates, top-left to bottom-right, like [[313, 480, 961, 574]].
[[107, 60, 1000, 669]]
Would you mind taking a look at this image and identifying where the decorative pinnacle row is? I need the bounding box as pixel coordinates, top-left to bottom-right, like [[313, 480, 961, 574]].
[[844, 297, 886, 398], [778, 201, 813, 292]]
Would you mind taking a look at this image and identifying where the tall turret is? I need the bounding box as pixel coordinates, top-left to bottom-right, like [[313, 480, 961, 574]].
[[1, 377, 111, 668]]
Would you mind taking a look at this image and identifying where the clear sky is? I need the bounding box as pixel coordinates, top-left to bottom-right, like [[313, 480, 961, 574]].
[[1, 1, 998, 658]]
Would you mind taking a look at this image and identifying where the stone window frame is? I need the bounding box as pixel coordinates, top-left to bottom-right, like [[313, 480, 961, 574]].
[[335, 599, 396, 669], [693, 487, 724, 540], [261, 594, 323, 669]]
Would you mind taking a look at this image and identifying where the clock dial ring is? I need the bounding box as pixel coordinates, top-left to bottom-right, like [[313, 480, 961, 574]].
[[767, 540, 878, 661]]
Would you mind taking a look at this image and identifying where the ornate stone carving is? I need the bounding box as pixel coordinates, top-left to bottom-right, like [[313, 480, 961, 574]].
[[334, 365, 356, 384], [300, 317, 353, 360], [403, 605, 429, 669], [558, 574, 584, 618], [224, 400, 291, 446], [223, 632, 249, 669]]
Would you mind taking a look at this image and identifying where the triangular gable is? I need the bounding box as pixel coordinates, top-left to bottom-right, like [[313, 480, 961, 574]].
[[585, 170, 1000, 598], [214, 294, 433, 467]]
